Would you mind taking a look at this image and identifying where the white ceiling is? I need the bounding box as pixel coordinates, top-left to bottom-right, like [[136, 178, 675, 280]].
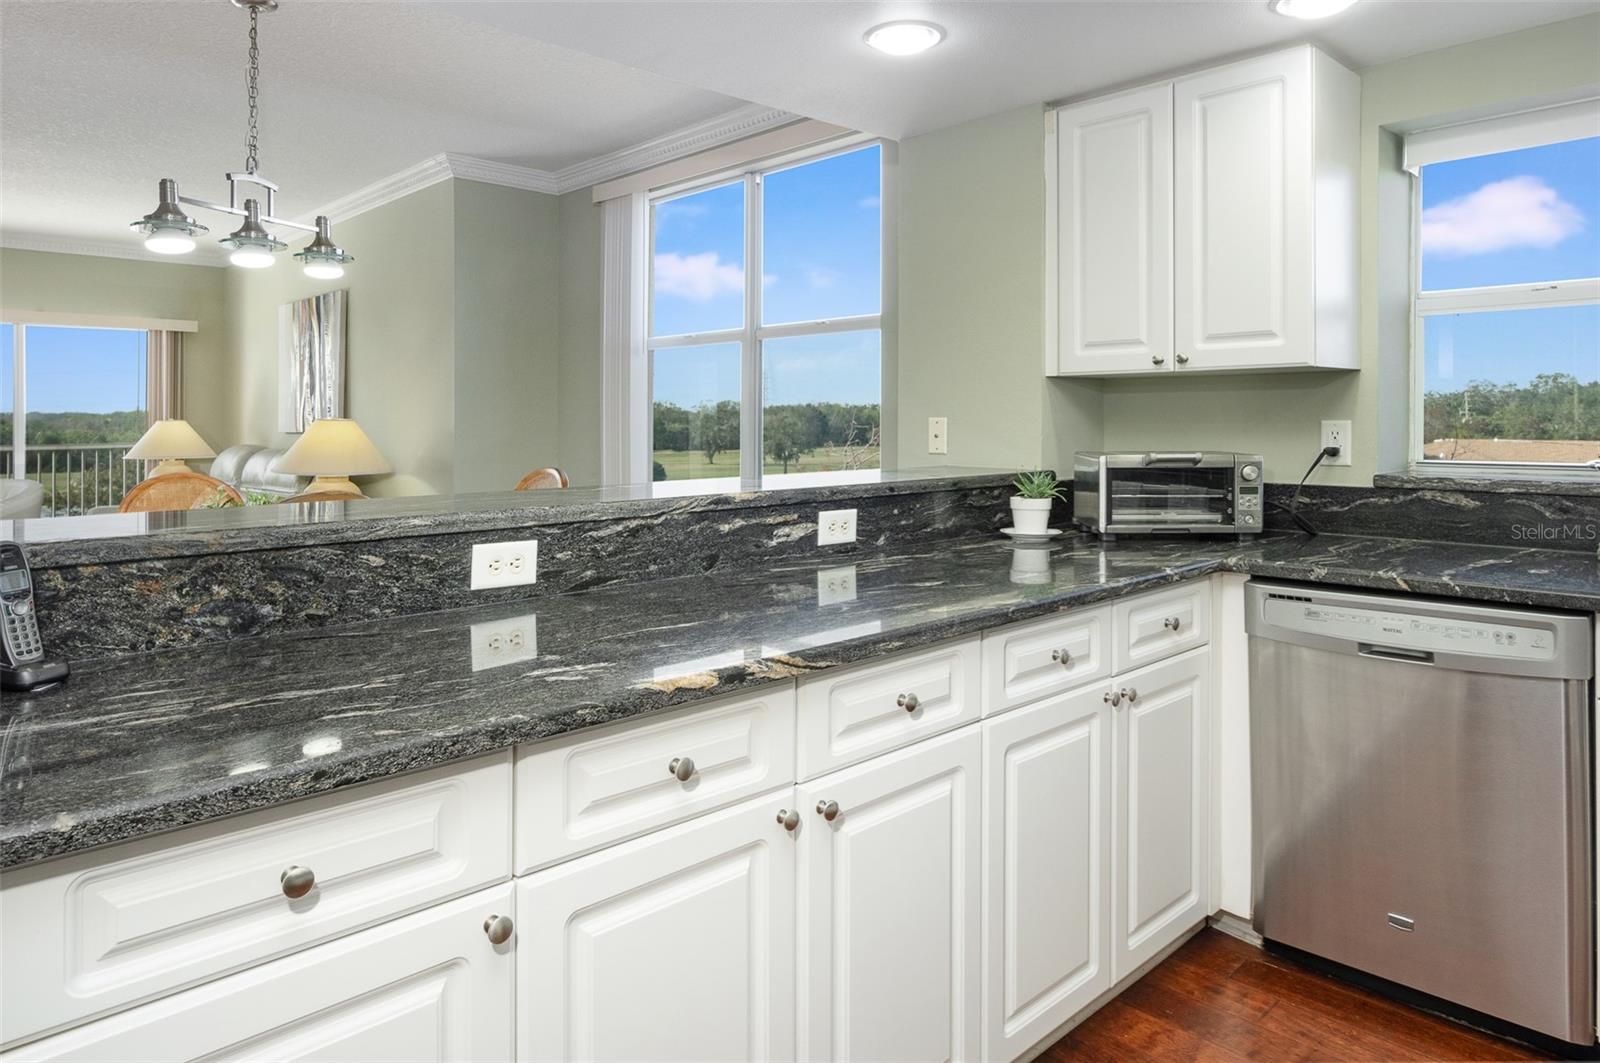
[[4, 0, 1598, 253], [448, 0, 1600, 141], [0, 0, 747, 250]]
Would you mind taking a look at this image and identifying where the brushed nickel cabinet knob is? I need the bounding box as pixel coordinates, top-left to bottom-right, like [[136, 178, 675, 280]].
[[816, 799, 841, 822], [1164, 616, 1182, 632], [1151, 354, 1166, 366], [483, 914, 514, 945], [1175, 353, 1190, 365], [1103, 690, 1122, 708], [668, 756, 697, 782], [897, 692, 920, 713], [1051, 649, 1072, 666], [280, 865, 315, 899], [776, 808, 800, 832], [1122, 687, 1139, 703]]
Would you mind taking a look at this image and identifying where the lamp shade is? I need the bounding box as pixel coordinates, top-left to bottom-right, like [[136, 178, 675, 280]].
[[124, 419, 217, 462], [273, 418, 391, 477]]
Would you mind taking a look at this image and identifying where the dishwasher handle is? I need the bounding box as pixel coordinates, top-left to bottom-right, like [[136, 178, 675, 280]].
[[1358, 643, 1436, 666]]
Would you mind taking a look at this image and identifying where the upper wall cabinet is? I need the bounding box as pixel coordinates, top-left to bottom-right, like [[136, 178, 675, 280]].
[[1047, 46, 1359, 377]]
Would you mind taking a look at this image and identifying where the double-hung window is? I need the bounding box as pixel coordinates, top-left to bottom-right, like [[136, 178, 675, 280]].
[[646, 140, 883, 487], [1408, 101, 1600, 476]]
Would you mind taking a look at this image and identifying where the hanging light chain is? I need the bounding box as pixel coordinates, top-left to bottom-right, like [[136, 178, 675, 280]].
[[244, 4, 261, 174]]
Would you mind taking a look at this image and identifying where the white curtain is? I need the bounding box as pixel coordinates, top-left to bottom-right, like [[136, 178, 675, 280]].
[[146, 329, 184, 424]]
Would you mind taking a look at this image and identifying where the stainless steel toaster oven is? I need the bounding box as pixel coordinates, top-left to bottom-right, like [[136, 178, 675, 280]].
[[1073, 452, 1264, 536]]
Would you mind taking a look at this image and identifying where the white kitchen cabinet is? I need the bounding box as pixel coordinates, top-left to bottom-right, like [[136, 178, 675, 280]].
[[1050, 82, 1174, 375], [796, 725, 982, 1063], [516, 790, 797, 1063], [0, 884, 516, 1063], [981, 684, 1112, 1062], [1048, 45, 1358, 377], [1112, 647, 1211, 980], [980, 603, 1111, 716]]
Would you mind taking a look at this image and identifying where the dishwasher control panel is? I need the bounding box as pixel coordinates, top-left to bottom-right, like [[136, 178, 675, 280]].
[[1262, 596, 1558, 663]]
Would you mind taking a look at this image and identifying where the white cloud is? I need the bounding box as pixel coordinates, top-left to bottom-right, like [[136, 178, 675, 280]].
[[654, 251, 744, 301], [805, 267, 839, 288], [1421, 175, 1584, 257], [858, 195, 881, 209]]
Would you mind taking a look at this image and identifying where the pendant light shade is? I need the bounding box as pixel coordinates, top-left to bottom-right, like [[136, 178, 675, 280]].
[[219, 199, 287, 268], [294, 216, 355, 279], [130, 179, 209, 255]]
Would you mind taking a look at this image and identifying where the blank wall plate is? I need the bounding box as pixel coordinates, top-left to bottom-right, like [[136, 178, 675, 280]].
[[818, 509, 857, 545], [470, 614, 538, 671], [817, 564, 858, 606], [928, 417, 948, 455], [471, 539, 539, 590], [1320, 420, 1352, 466]]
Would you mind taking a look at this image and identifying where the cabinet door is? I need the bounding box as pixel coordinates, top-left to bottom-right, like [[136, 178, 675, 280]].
[[797, 726, 981, 1063], [516, 791, 797, 1063], [1113, 648, 1210, 980], [1173, 49, 1312, 370], [1, 885, 516, 1063], [1053, 83, 1174, 375], [982, 686, 1112, 1063]]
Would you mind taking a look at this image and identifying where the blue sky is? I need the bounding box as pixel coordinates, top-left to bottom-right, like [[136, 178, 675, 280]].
[[0, 323, 147, 415], [1420, 136, 1599, 392], [650, 143, 882, 408]]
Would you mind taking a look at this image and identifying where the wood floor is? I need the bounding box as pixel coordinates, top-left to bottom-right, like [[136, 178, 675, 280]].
[[1042, 929, 1544, 1062]]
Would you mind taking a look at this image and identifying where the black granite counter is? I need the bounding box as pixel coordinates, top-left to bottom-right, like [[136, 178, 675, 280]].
[[3, 530, 1595, 869]]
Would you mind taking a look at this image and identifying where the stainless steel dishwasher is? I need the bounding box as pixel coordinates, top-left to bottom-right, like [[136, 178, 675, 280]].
[[1247, 580, 1594, 1044]]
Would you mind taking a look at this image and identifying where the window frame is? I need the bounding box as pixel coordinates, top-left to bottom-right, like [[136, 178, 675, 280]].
[[1406, 126, 1600, 480], [644, 134, 887, 490]]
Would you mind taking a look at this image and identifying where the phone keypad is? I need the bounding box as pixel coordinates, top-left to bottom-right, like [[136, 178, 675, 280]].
[[5, 609, 42, 661]]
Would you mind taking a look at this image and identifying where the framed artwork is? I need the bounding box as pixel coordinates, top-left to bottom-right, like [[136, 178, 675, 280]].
[[278, 289, 347, 432]]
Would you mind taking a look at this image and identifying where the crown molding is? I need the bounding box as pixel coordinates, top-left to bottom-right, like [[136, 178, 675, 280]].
[[0, 231, 228, 267], [551, 104, 797, 193], [444, 153, 561, 195], [309, 153, 456, 225]]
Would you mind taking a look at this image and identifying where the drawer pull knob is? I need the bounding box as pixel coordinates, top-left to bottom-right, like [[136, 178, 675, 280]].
[[280, 865, 316, 899], [668, 756, 697, 782], [816, 799, 841, 822], [896, 692, 920, 713], [1164, 616, 1182, 632], [1122, 687, 1139, 703], [1151, 354, 1166, 366], [1103, 690, 1122, 708], [483, 914, 514, 945], [1175, 353, 1190, 365], [777, 808, 800, 832], [1051, 649, 1072, 666]]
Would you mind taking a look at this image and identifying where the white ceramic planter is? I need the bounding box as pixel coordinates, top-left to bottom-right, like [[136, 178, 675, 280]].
[[1009, 496, 1054, 535]]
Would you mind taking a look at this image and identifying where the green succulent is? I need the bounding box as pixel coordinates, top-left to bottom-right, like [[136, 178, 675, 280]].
[[1012, 470, 1066, 501]]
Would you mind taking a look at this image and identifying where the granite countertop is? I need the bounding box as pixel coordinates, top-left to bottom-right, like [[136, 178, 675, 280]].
[[3, 530, 1596, 869]]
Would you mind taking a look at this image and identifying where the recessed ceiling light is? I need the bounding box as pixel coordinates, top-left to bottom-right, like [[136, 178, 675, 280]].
[[864, 20, 945, 56], [1270, 0, 1358, 19]]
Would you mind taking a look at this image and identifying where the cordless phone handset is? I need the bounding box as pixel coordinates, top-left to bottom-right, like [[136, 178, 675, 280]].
[[0, 542, 44, 667]]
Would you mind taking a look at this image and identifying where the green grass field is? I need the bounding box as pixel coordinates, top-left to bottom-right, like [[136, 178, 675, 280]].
[[654, 445, 881, 480]]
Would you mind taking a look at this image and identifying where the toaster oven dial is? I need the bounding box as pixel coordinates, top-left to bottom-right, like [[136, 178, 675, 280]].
[[1240, 464, 1260, 481]]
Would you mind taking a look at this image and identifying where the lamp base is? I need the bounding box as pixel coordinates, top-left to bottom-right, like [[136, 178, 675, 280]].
[[145, 458, 193, 478], [304, 475, 366, 498]]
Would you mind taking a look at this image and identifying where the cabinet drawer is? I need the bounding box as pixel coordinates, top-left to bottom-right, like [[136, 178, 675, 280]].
[[1113, 581, 1210, 672], [797, 638, 980, 780], [0, 753, 511, 1050], [0, 883, 515, 1062], [514, 685, 796, 874], [981, 605, 1112, 715]]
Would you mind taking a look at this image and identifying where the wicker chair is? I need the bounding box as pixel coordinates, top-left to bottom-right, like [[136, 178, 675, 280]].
[[119, 472, 243, 513], [514, 468, 570, 491]]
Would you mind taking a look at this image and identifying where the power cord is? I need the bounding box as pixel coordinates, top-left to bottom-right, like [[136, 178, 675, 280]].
[[1273, 445, 1340, 536]]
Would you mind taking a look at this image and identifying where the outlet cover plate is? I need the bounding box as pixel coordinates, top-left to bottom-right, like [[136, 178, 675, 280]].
[[817, 564, 858, 606], [470, 614, 538, 671], [470, 539, 540, 590], [1320, 420, 1352, 466], [928, 416, 948, 455], [818, 508, 857, 546]]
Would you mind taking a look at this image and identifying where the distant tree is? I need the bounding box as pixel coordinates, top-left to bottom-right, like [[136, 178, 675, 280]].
[[764, 409, 811, 472]]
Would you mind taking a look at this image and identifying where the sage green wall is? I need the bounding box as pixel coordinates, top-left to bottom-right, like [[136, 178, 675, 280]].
[[895, 105, 1103, 474], [556, 188, 605, 487], [452, 180, 561, 495], [0, 248, 234, 450], [226, 180, 457, 497]]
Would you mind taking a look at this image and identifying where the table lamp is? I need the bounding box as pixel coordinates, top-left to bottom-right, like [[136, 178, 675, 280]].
[[271, 418, 391, 498], [123, 419, 217, 478]]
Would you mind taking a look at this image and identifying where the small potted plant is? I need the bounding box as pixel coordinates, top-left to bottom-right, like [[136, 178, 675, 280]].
[[1010, 470, 1064, 536]]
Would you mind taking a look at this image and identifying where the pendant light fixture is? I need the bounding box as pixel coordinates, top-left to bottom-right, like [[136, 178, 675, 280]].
[[128, 0, 353, 276]]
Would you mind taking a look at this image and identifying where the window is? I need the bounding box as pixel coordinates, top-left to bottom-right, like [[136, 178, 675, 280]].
[[2, 323, 148, 515], [647, 141, 883, 486], [1409, 104, 1600, 475]]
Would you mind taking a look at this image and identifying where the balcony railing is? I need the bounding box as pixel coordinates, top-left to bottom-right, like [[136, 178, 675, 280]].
[[1, 444, 139, 517]]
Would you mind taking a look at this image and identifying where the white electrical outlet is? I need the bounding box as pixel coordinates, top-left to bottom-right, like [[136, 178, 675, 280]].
[[817, 508, 857, 545], [1320, 420, 1353, 466], [470, 614, 538, 671], [470, 539, 539, 590], [817, 564, 858, 606], [928, 417, 948, 455]]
